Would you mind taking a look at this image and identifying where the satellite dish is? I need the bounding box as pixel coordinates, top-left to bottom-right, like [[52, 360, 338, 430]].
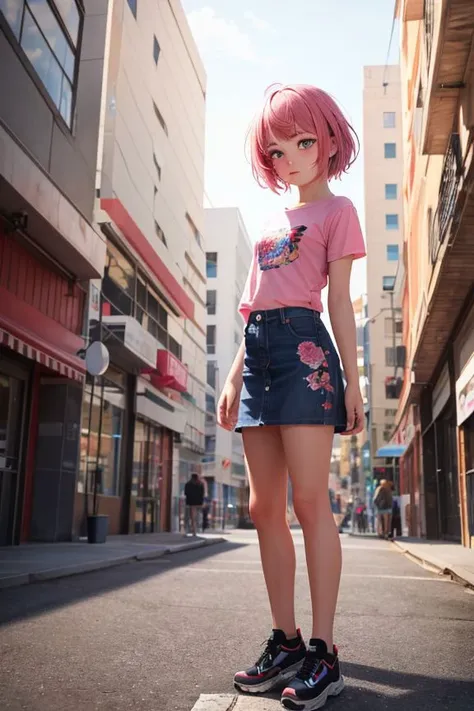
[[85, 341, 110, 376]]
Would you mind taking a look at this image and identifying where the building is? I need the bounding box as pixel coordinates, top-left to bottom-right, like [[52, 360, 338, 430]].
[[391, 0, 474, 546], [77, 0, 207, 536], [0, 2, 107, 545], [204, 207, 253, 525], [363, 65, 405, 488]]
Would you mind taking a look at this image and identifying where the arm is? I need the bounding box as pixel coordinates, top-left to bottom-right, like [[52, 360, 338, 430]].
[[218, 339, 245, 430], [327, 256, 364, 434]]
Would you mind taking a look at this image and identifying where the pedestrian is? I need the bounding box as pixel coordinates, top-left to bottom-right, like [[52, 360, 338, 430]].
[[184, 473, 205, 536], [390, 482, 401, 539], [217, 84, 365, 710], [373, 479, 393, 539], [355, 501, 367, 533]]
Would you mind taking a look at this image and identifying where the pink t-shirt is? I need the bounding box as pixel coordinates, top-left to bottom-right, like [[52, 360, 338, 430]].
[[238, 196, 366, 323]]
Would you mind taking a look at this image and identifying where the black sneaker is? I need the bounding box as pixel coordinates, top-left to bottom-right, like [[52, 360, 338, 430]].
[[280, 638, 344, 710], [234, 628, 306, 694]]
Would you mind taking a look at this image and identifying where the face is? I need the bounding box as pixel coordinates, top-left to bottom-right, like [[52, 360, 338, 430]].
[[266, 129, 335, 187]]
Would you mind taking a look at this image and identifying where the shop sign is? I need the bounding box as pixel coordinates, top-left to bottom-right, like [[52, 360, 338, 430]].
[[456, 353, 474, 425], [88, 280, 101, 327]]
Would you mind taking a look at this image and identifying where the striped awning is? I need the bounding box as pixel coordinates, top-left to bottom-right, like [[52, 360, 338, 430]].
[[0, 327, 85, 384]]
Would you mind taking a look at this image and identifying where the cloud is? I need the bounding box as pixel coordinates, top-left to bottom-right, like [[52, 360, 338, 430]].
[[186, 7, 258, 62], [243, 11, 277, 34]]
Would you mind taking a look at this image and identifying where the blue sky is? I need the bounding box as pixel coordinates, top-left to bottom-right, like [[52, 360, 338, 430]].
[[183, 0, 399, 301]]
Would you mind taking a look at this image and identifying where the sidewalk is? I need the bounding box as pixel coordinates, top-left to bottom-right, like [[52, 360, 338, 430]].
[[0, 532, 226, 590], [392, 537, 474, 589], [191, 695, 278, 710]]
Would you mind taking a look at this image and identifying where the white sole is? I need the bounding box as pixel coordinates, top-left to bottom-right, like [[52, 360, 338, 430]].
[[234, 659, 304, 694], [281, 676, 345, 710]]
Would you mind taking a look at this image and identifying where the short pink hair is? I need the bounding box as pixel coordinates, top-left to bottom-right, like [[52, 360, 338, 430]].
[[248, 84, 359, 193]]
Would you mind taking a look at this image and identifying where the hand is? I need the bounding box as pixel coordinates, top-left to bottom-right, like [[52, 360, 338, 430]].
[[217, 380, 241, 431], [343, 382, 364, 436]]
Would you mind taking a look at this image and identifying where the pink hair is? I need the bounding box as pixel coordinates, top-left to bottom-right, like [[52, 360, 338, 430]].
[[248, 84, 359, 193]]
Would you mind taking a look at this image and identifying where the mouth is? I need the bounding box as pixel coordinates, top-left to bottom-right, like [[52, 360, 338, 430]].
[[289, 171, 300, 175]]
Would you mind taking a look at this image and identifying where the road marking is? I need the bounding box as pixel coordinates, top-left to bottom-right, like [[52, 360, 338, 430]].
[[174, 567, 450, 581]]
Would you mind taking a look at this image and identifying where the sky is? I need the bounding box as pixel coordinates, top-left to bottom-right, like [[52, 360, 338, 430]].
[[182, 0, 399, 306]]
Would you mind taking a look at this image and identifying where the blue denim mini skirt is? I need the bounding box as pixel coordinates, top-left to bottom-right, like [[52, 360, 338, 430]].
[[236, 307, 347, 433]]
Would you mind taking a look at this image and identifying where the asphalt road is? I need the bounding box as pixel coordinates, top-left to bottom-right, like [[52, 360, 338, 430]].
[[1, 531, 473, 711]]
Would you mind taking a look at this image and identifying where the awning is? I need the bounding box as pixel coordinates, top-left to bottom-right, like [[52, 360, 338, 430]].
[[0, 327, 85, 383], [375, 444, 407, 458]]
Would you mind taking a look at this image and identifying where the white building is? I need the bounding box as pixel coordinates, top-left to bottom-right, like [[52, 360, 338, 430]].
[[85, 0, 207, 534], [363, 65, 405, 469], [204, 208, 253, 519]]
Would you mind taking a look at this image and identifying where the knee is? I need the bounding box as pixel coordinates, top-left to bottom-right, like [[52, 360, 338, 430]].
[[293, 492, 328, 527], [249, 497, 286, 529]]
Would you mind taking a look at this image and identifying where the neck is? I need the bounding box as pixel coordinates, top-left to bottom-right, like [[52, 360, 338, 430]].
[[297, 179, 333, 205]]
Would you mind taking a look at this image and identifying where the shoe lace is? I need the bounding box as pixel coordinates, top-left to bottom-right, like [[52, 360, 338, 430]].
[[256, 637, 278, 668], [296, 652, 321, 680]]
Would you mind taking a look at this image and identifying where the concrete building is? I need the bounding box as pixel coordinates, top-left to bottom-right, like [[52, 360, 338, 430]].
[[391, 0, 474, 546], [0, 1, 107, 545], [363, 65, 405, 483], [79, 0, 207, 536], [204, 207, 253, 524]]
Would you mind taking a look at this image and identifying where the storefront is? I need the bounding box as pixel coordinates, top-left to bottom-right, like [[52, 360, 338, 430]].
[[390, 404, 421, 538], [456, 352, 474, 548]]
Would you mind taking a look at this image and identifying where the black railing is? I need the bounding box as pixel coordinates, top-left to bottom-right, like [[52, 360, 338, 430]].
[[429, 133, 463, 263], [424, 0, 435, 66]]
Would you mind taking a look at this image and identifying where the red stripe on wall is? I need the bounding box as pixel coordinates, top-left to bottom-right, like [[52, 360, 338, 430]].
[[101, 198, 194, 321]]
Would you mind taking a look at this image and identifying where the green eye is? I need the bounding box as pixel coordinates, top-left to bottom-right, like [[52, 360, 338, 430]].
[[298, 139, 316, 149], [270, 150, 284, 159]]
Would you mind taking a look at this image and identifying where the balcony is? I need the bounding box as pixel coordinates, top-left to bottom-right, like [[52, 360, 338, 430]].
[[422, 0, 474, 154], [412, 133, 474, 382], [403, 0, 424, 21]]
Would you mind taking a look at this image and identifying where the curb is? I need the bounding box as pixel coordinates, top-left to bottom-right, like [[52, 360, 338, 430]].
[[0, 537, 225, 591], [392, 540, 474, 590]]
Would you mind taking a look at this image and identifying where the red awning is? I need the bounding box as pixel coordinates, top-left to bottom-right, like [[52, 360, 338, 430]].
[[0, 327, 85, 383]]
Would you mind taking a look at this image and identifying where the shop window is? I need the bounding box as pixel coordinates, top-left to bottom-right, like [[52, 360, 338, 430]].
[[0, 0, 82, 127], [206, 252, 217, 278], [78, 372, 125, 497]]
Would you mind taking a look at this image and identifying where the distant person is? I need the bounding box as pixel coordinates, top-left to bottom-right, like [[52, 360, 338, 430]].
[[373, 479, 393, 539], [390, 482, 401, 539], [184, 474, 205, 536], [355, 502, 367, 533]]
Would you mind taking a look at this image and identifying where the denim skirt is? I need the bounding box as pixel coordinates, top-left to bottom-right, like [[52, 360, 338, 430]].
[[236, 307, 347, 433]]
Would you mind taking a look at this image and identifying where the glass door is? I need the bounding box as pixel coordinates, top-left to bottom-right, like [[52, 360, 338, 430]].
[[0, 373, 25, 546]]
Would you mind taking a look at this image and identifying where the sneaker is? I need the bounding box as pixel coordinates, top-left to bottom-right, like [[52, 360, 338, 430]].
[[234, 628, 306, 694], [280, 638, 344, 710]]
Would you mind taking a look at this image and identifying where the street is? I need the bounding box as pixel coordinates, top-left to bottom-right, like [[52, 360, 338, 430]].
[[0, 531, 473, 711]]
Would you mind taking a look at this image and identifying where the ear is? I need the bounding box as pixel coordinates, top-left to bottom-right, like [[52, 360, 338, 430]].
[[329, 137, 338, 158]]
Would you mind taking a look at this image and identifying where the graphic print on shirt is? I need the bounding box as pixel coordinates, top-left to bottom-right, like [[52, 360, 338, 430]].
[[257, 225, 307, 271]]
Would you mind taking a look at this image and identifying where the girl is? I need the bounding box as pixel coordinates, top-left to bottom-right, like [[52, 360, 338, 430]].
[[217, 84, 365, 711]]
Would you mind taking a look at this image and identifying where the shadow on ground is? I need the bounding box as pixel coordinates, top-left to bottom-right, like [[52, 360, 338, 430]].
[[0, 540, 244, 628]]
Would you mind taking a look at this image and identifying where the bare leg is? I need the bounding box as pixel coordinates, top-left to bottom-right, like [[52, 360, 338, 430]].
[[281, 425, 339, 649], [190, 506, 197, 535], [383, 513, 392, 538], [243, 426, 296, 638]]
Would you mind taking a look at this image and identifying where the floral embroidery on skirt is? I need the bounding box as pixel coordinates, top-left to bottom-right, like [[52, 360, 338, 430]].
[[297, 342, 334, 409]]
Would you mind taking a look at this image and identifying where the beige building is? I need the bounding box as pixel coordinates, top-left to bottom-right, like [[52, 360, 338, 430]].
[[391, 0, 474, 545], [363, 65, 405, 468], [204, 208, 253, 521], [80, 0, 208, 534]]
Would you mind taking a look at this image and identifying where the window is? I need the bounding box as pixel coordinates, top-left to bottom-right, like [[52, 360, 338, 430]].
[[207, 361, 217, 390], [153, 35, 160, 64], [384, 318, 394, 337], [385, 347, 396, 367], [385, 183, 397, 200], [206, 290, 216, 315], [127, 0, 137, 18], [387, 244, 399, 261], [383, 112, 396, 128], [207, 325, 216, 354], [385, 409, 398, 417], [0, 0, 81, 126], [155, 221, 167, 247], [186, 213, 202, 248], [153, 101, 168, 135], [383, 275, 396, 291], [384, 142, 396, 159], [206, 252, 217, 278], [385, 214, 399, 230], [153, 153, 161, 181]]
